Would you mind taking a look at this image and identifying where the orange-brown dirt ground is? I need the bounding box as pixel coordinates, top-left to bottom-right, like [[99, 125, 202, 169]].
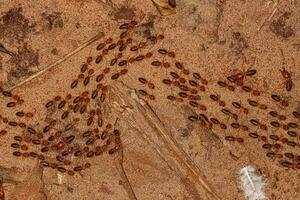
[[0, 0, 299, 200]]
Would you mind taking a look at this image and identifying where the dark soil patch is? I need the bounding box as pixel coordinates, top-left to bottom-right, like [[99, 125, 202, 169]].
[[41, 12, 64, 31], [229, 31, 248, 56], [0, 7, 36, 42], [131, 15, 156, 39], [112, 6, 135, 20], [8, 43, 39, 79], [270, 12, 295, 39]]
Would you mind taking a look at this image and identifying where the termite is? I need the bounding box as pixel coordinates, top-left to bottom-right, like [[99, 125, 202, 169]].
[[227, 68, 257, 84], [279, 68, 293, 92]]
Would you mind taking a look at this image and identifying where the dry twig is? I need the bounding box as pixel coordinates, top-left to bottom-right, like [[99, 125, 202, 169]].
[[257, 1, 278, 31], [8, 32, 104, 91], [107, 83, 221, 200]]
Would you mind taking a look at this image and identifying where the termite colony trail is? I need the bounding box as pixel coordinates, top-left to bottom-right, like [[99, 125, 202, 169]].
[[153, 50, 300, 169], [1, 83, 122, 176], [0, 20, 299, 178], [151, 33, 299, 168], [0, 21, 151, 176]]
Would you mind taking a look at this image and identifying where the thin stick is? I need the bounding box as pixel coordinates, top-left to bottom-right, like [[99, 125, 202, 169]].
[[113, 119, 138, 200], [137, 102, 221, 200], [257, 1, 278, 31], [114, 83, 221, 200], [7, 32, 104, 91], [115, 148, 138, 200]]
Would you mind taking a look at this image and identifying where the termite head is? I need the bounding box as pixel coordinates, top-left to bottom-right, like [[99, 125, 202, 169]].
[[280, 68, 291, 79], [235, 72, 245, 81]]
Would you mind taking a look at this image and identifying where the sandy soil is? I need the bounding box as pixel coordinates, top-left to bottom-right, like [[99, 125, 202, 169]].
[[0, 0, 299, 200]]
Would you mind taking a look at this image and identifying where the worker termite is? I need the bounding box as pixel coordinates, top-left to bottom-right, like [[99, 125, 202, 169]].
[[279, 68, 293, 92]]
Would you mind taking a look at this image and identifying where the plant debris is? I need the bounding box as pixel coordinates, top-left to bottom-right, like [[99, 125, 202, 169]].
[[0, 7, 36, 42], [151, 0, 176, 16], [0, 43, 15, 57]]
